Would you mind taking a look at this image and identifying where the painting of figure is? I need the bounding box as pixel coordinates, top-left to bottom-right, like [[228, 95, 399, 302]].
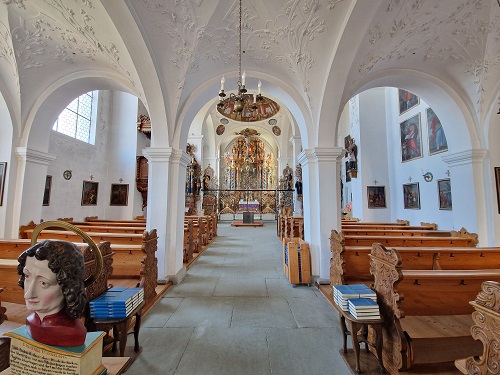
[[438, 179, 452, 210], [400, 113, 422, 162], [367, 186, 386, 208], [403, 183, 420, 209], [81, 181, 99, 206], [427, 108, 448, 155], [110, 183, 129, 206], [398, 89, 420, 115]]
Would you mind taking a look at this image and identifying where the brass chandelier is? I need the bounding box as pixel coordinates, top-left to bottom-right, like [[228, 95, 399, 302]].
[[217, 0, 262, 114]]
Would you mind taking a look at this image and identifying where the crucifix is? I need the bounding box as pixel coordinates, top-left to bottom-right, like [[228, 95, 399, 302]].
[[408, 176, 412, 182], [373, 179, 378, 185], [90, 175, 94, 181], [119, 178, 123, 183], [445, 170, 450, 177]]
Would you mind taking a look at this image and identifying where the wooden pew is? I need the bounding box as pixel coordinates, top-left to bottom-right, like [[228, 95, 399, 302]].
[[20, 229, 144, 245], [343, 233, 477, 247], [183, 219, 194, 264], [330, 230, 494, 286], [454, 280, 500, 375], [369, 243, 500, 374], [341, 220, 437, 231], [341, 228, 452, 237]]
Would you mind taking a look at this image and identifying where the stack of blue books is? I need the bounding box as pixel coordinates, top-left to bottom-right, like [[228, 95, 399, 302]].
[[89, 287, 144, 318], [332, 284, 376, 312], [347, 298, 380, 320]]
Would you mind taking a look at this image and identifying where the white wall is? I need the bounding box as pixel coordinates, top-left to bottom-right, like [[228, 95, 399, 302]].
[[385, 88, 454, 229], [41, 91, 142, 222], [0, 94, 13, 237]]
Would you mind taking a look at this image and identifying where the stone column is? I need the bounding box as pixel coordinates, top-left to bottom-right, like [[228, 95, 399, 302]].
[[298, 147, 344, 284], [12, 148, 57, 238], [143, 147, 191, 283]]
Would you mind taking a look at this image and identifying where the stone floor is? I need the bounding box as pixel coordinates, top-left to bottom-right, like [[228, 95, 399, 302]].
[[125, 221, 350, 375]]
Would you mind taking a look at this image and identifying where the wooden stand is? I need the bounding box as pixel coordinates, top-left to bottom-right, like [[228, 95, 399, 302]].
[[332, 302, 385, 374], [283, 238, 311, 286], [92, 302, 143, 357]]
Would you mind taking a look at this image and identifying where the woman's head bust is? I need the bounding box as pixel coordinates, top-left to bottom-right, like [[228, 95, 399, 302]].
[[18, 240, 87, 319]]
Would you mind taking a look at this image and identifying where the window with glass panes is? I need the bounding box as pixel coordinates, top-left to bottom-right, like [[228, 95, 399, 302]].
[[53, 91, 95, 143]]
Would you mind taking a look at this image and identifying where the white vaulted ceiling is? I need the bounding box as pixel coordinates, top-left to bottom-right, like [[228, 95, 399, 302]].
[[0, 0, 498, 149]]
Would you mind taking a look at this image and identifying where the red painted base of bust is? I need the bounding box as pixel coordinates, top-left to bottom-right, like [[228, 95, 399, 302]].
[[26, 309, 87, 347]]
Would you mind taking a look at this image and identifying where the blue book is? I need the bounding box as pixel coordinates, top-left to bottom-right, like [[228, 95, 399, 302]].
[[348, 298, 379, 309], [90, 287, 143, 306]]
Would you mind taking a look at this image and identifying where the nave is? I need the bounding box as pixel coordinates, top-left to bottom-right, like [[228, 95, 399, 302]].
[[126, 221, 347, 375]]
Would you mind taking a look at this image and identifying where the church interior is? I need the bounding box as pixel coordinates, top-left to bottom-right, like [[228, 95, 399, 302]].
[[0, 0, 499, 374]]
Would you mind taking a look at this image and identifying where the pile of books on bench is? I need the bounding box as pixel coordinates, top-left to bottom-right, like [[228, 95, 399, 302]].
[[90, 287, 144, 319], [333, 284, 379, 319]]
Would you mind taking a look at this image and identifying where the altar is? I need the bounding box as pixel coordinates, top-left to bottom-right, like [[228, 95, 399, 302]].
[[238, 200, 259, 212]]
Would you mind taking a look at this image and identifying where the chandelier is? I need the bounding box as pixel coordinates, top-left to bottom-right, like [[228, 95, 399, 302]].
[[217, 0, 262, 115]]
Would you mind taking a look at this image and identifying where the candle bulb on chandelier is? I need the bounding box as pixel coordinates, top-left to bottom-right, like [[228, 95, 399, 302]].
[[258, 80, 262, 95], [220, 76, 225, 91], [241, 70, 246, 86], [253, 93, 257, 103]]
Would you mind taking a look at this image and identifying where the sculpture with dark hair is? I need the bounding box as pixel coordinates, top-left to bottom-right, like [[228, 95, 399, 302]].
[[18, 240, 87, 319], [18, 240, 87, 346]]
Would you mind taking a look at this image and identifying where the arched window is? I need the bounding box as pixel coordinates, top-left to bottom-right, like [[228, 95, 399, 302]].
[[52, 91, 98, 144]]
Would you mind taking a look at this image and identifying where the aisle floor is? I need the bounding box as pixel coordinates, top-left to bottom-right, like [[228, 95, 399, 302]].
[[126, 221, 349, 375]]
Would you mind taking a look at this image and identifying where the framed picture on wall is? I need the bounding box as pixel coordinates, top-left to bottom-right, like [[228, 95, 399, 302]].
[[81, 180, 99, 206], [0, 162, 6, 206], [437, 179, 452, 210], [403, 182, 420, 209], [110, 183, 129, 206], [495, 168, 500, 213], [398, 89, 420, 115], [43, 175, 52, 206], [426, 108, 448, 155], [400, 113, 422, 163], [367, 186, 386, 208]]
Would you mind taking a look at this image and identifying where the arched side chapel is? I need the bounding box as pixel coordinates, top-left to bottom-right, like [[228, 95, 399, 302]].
[[0, 0, 498, 285]]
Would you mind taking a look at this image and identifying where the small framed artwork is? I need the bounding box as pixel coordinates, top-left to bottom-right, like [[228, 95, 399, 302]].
[[0, 162, 6, 206], [43, 175, 52, 206], [81, 180, 99, 206], [426, 108, 448, 155], [403, 182, 420, 209], [437, 179, 452, 210], [367, 186, 386, 208], [496, 168, 500, 213], [110, 183, 129, 206], [345, 161, 351, 182], [400, 113, 422, 162], [398, 89, 420, 115]]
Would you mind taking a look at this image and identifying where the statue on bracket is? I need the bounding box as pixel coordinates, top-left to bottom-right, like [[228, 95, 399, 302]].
[[344, 135, 358, 179]]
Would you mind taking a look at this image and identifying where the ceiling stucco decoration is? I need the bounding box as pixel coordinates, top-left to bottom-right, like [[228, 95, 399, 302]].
[[354, 0, 499, 116], [5, 0, 136, 87], [0, 20, 20, 96], [217, 94, 280, 122], [134, 0, 346, 111]]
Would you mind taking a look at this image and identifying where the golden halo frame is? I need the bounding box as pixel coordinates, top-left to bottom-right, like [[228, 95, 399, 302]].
[[30, 220, 103, 287]]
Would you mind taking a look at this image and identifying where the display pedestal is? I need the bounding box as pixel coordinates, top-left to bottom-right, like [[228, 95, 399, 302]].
[[4, 326, 105, 375], [243, 212, 254, 224]]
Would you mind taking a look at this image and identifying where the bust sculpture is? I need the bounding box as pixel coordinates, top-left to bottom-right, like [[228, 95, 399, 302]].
[[18, 240, 87, 347]]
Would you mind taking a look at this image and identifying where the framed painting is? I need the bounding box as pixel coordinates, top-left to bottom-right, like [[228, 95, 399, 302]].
[[403, 182, 420, 209], [110, 183, 129, 206], [426, 108, 448, 155], [495, 167, 500, 213], [400, 113, 422, 162], [345, 161, 351, 182], [367, 186, 386, 208], [43, 175, 52, 206], [81, 180, 99, 206], [398, 89, 420, 115], [437, 179, 452, 210], [0, 162, 6, 206]]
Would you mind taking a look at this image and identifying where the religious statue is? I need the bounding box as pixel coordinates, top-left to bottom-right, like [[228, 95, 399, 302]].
[[346, 138, 357, 171], [18, 240, 87, 347]]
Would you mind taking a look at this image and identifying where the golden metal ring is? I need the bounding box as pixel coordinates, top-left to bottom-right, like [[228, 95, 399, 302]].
[[30, 220, 103, 287]]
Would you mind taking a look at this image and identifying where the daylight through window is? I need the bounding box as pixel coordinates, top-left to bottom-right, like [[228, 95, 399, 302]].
[[53, 91, 97, 143]]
